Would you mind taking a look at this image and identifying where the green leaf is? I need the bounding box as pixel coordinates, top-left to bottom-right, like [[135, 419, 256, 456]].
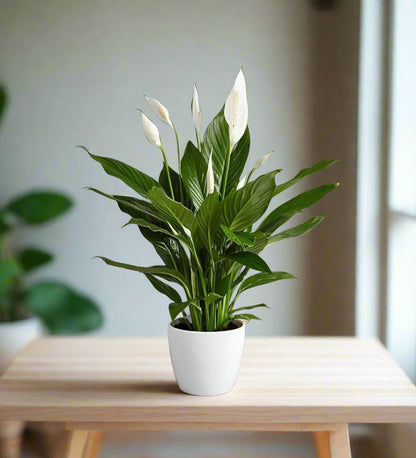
[[224, 251, 271, 273], [239, 271, 296, 293], [194, 192, 222, 250], [201, 109, 229, 185], [246, 232, 268, 255], [273, 160, 338, 196], [81, 146, 160, 198], [203, 292, 223, 304], [125, 217, 174, 237], [258, 183, 338, 235], [181, 141, 207, 210], [0, 212, 10, 235], [169, 299, 193, 321], [145, 274, 182, 303], [226, 128, 250, 194], [6, 191, 72, 224], [0, 85, 7, 126], [138, 228, 190, 281], [221, 225, 255, 247], [26, 282, 103, 334], [148, 187, 195, 230], [202, 110, 251, 196], [231, 313, 261, 321], [87, 188, 163, 224], [221, 171, 277, 231], [268, 216, 325, 244], [97, 256, 189, 290], [0, 258, 21, 292], [159, 166, 192, 209], [17, 248, 53, 272], [232, 303, 269, 313]]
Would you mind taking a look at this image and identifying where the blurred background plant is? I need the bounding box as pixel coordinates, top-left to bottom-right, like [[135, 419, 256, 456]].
[[0, 84, 103, 333]]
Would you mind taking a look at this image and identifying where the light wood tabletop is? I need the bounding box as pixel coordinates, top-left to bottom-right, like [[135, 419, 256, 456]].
[[1, 337, 415, 457]]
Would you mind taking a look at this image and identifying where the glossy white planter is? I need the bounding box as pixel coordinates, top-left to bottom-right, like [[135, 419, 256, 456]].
[[0, 316, 43, 373], [168, 320, 245, 396]]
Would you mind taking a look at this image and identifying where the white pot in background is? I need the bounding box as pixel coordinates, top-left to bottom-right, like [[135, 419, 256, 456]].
[[168, 320, 246, 396], [0, 316, 43, 374]]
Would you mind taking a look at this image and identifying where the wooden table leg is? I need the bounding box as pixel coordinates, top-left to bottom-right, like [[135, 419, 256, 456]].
[[313, 425, 351, 458], [328, 424, 351, 458], [313, 431, 331, 458], [83, 430, 103, 458], [55, 429, 89, 458], [0, 421, 24, 458]]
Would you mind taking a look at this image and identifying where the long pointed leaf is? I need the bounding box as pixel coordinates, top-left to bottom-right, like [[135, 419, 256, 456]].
[[239, 271, 296, 293], [194, 192, 222, 250], [232, 303, 269, 313], [221, 225, 255, 247], [224, 251, 271, 273], [145, 274, 182, 303], [181, 141, 207, 210], [273, 160, 338, 196], [148, 187, 195, 230], [81, 146, 160, 198], [221, 171, 277, 231], [258, 183, 338, 235], [268, 216, 325, 244], [87, 188, 164, 224], [97, 256, 189, 290], [169, 299, 193, 321]]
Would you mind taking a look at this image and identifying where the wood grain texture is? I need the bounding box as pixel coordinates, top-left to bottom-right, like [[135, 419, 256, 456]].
[[329, 424, 352, 458], [0, 337, 415, 424]]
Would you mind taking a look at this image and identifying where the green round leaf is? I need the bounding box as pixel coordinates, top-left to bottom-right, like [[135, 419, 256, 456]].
[[17, 248, 53, 272], [7, 191, 73, 224], [26, 282, 103, 334]]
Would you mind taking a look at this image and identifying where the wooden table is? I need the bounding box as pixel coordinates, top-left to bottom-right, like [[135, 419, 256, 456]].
[[1, 337, 416, 458]]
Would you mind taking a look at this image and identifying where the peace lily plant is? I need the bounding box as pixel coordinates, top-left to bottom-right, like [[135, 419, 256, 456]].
[[83, 69, 337, 394]]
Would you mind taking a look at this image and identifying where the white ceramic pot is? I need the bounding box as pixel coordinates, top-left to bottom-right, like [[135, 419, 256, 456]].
[[0, 316, 43, 374], [168, 320, 246, 396]]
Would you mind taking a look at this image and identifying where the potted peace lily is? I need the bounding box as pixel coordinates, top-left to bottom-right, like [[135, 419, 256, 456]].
[[84, 69, 337, 395]]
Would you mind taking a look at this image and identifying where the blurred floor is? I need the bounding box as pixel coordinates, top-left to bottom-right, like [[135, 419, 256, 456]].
[[22, 429, 377, 458]]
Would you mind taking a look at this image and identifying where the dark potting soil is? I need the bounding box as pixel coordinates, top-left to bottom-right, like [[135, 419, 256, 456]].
[[173, 322, 240, 332]]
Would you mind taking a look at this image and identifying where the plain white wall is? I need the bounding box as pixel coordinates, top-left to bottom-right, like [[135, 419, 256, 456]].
[[0, 0, 359, 336]]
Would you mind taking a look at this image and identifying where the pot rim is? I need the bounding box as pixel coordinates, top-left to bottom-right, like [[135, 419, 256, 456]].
[[168, 319, 245, 335], [0, 315, 39, 327]]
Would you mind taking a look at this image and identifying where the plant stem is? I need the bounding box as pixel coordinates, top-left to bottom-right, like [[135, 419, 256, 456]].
[[159, 145, 175, 199], [195, 129, 201, 152], [220, 144, 232, 198], [172, 124, 181, 175], [172, 124, 184, 202]]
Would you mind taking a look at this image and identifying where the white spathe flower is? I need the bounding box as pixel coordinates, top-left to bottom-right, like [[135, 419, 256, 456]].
[[253, 151, 273, 171], [145, 96, 173, 128], [206, 152, 215, 194], [182, 226, 192, 238], [224, 68, 248, 150], [192, 84, 202, 131], [141, 112, 161, 147], [236, 175, 247, 190]]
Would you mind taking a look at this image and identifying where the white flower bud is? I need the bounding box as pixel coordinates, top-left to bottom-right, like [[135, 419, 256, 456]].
[[182, 226, 192, 238], [192, 84, 202, 131], [206, 152, 215, 194], [253, 151, 273, 171], [141, 112, 161, 147], [236, 175, 247, 190], [224, 68, 248, 150], [145, 96, 173, 128]]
